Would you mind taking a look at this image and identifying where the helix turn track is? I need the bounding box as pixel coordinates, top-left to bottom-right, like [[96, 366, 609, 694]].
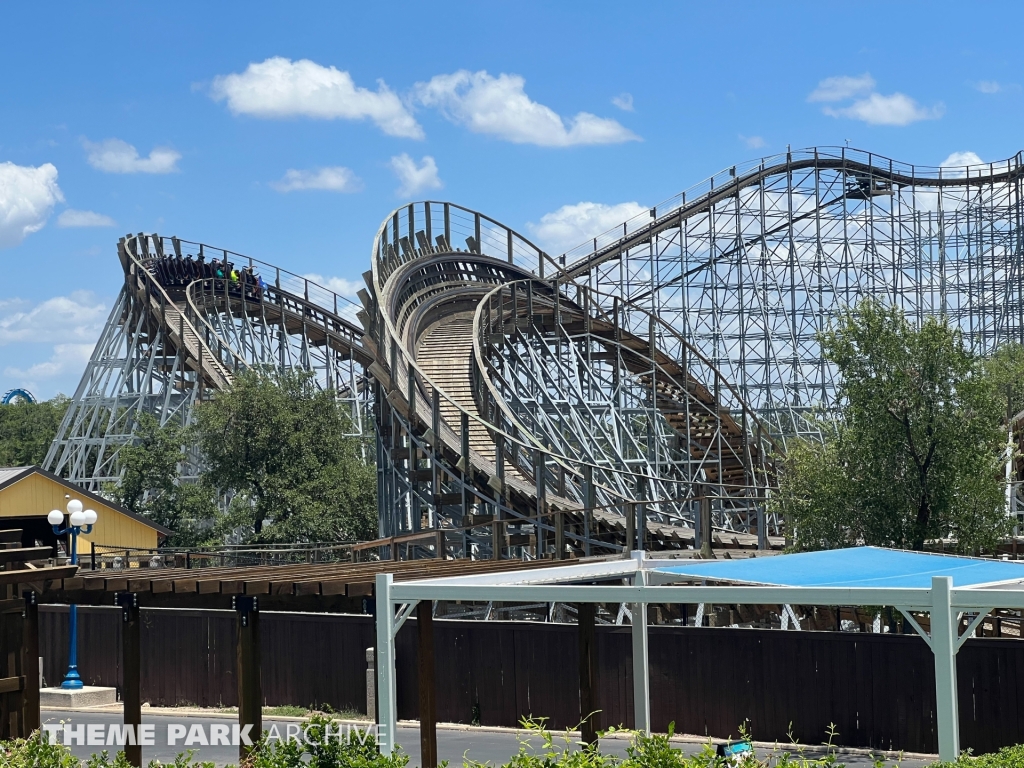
[[46, 146, 1024, 558]]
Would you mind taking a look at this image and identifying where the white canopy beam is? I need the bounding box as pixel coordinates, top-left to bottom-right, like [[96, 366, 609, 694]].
[[957, 609, 994, 651], [931, 577, 959, 762], [391, 582, 934, 607], [631, 552, 650, 733], [375, 573, 398, 755]]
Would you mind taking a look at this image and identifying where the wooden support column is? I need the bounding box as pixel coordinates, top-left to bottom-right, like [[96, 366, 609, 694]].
[[699, 495, 713, 559], [625, 503, 635, 557], [21, 591, 39, 737], [492, 519, 503, 561], [417, 601, 437, 768], [235, 596, 262, 761], [115, 593, 141, 767], [577, 602, 599, 746]]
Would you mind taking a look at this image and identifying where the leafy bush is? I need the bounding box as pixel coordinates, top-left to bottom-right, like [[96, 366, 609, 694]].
[[10, 715, 1024, 768], [463, 719, 886, 768], [245, 713, 408, 768], [0, 731, 79, 768], [934, 743, 1024, 767], [0, 732, 216, 768]]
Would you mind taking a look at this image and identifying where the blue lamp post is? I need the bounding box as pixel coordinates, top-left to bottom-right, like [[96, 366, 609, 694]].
[[48, 499, 96, 690]]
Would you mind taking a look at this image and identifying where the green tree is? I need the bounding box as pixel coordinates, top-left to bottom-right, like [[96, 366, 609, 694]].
[[772, 434, 857, 551], [775, 299, 1010, 553], [0, 396, 69, 467], [193, 368, 376, 543], [108, 413, 217, 546], [981, 341, 1024, 419]]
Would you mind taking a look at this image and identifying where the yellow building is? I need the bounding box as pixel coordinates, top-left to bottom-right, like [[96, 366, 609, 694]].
[[0, 466, 169, 555]]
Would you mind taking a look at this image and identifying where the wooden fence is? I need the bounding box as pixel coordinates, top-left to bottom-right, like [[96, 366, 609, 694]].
[[39, 606, 1024, 755]]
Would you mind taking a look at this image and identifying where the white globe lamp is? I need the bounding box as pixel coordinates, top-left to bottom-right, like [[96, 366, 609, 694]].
[[66, 498, 83, 516], [83, 509, 97, 526], [47, 510, 63, 526], [69, 510, 86, 527]]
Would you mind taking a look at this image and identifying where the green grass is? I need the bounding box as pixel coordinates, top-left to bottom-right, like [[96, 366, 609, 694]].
[[262, 705, 310, 717], [217, 704, 371, 719]]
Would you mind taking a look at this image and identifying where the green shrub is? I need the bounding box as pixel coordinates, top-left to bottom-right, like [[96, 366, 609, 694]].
[[0, 732, 215, 768], [0, 731, 79, 768], [464, 718, 873, 768], [19, 714, 1024, 768], [933, 744, 1024, 766], [245, 713, 408, 768]]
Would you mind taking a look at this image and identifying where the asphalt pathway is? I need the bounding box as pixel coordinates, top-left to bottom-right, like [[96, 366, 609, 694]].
[[41, 710, 932, 767]]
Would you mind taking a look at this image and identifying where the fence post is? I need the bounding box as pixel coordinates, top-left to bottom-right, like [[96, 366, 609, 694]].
[[417, 601, 437, 768], [365, 648, 375, 720], [578, 602, 599, 745], [234, 596, 261, 761], [116, 593, 141, 767], [21, 591, 39, 736]]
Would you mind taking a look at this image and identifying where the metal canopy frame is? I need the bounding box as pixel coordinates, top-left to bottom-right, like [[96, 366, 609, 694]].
[[374, 551, 1024, 762]]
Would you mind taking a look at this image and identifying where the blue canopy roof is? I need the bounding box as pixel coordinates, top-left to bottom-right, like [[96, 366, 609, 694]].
[[653, 546, 1024, 589]]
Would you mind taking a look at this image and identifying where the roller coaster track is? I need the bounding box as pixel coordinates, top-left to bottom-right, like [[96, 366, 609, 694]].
[[45, 234, 368, 487], [560, 150, 1024, 282], [47, 145, 1024, 555], [364, 203, 778, 558]]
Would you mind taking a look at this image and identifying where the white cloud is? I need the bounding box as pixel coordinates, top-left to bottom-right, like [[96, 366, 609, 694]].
[[528, 201, 648, 255], [0, 162, 63, 249], [612, 93, 634, 112], [57, 209, 115, 228], [809, 73, 943, 126], [808, 74, 876, 103], [975, 80, 1002, 94], [823, 92, 944, 126], [4, 342, 95, 382], [0, 291, 108, 345], [740, 134, 766, 149], [413, 70, 640, 147], [941, 151, 984, 168], [389, 154, 442, 197], [83, 138, 181, 174], [303, 274, 362, 296], [270, 167, 362, 193], [210, 57, 423, 139], [935, 151, 991, 180]]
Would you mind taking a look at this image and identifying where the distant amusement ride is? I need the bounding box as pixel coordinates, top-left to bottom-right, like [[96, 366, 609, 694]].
[[42, 147, 1024, 560], [1, 389, 36, 405]]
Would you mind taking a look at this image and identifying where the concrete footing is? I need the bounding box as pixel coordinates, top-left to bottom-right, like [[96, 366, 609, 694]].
[[40, 686, 117, 708]]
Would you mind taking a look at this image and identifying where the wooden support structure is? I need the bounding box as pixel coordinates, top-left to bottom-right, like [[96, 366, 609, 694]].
[[577, 602, 599, 745], [554, 510, 565, 560], [20, 591, 39, 737], [42, 555, 565, 611], [699, 495, 713, 558], [0, 530, 67, 740], [235, 596, 262, 760], [116, 593, 141, 767], [417, 600, 437, 768]]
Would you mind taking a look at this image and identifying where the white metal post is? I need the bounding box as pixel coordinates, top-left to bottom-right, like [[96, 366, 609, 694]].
[[930, 576, 960, 762], [375, 573, 397, 755], [631, 558, 650, 733]]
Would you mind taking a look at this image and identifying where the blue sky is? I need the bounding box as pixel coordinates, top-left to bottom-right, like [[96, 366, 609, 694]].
[[2, 1, 1023, 399]]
